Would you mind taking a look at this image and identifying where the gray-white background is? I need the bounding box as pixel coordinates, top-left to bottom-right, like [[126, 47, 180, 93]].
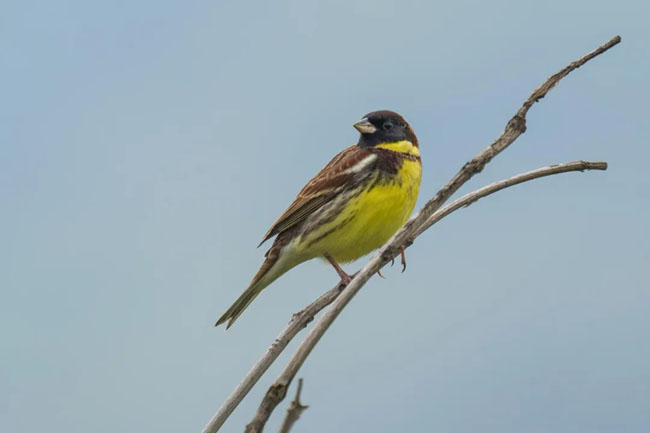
[[2, 1, 648, 432]]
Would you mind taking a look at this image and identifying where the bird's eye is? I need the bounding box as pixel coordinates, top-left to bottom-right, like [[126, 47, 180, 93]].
[[383, 122, 393, 131]]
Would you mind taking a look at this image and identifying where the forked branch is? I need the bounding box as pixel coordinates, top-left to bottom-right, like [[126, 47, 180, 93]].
[[241, 36, 619, 433], [201, 35, 619, 433], [278, 378, 308, 433], [242, 162, 608, 433]]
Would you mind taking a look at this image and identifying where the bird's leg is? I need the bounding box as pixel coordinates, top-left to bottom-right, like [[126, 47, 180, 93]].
[[324, 254, 353, 285], [400, 246, 407, 273]]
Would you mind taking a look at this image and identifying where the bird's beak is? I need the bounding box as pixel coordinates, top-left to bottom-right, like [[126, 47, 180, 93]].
[[353, 118, 376, 134]]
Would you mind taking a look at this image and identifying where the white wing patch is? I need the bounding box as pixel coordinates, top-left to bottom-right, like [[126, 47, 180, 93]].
[[343, 154, 377, 174]]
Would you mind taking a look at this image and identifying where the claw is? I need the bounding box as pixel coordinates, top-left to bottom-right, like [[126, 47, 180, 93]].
[[377, 269, 386, 279], [400, 247, 407, 273]]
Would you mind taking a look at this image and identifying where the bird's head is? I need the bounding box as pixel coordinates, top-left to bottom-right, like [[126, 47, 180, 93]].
[[354, 110, 418, 148]]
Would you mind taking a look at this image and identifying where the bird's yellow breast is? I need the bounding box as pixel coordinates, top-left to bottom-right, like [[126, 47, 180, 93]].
[[298, 141, 421, 263]]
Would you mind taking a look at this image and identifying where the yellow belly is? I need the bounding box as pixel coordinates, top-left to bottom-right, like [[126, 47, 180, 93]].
[[299, 157, 421, 263]]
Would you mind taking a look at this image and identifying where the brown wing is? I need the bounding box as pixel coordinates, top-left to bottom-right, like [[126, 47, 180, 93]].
[[258, 145, 372, 247]]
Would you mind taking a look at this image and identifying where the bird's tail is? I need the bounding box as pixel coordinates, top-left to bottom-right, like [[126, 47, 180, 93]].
[[215, 244, 298, 329], [215, 281, 264, 329]]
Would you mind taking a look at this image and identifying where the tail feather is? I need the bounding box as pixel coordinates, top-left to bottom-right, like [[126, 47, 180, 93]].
[[216, 242, 300, 329], [215, 281, 265, 329]]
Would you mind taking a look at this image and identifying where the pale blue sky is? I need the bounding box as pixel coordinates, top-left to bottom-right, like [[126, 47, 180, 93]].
[[2, 1, 649, 432]]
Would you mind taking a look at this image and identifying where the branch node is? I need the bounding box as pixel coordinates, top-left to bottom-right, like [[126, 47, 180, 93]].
[[507, 114, 527, 133], [381, 248, 396, 262], [278, 378, 309, 433]]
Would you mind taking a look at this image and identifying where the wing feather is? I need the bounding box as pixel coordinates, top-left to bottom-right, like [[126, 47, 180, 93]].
[[258, 146, 372, 246]]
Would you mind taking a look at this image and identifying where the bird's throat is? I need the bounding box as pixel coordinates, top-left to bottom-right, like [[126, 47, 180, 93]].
[[375, 140, 420, 157]]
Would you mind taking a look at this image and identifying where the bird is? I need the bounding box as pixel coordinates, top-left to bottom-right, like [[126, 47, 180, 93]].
[[216, 110, 422, 329]]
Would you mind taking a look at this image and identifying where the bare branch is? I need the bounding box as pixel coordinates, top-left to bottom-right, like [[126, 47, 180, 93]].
[[277, 378, 308, 433], [241, 36, 619, 433], [202, 284, 344, 433]]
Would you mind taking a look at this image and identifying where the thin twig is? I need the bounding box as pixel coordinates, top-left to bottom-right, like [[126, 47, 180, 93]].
[[241, 36, 619, 433], [414, 160, 608, 238], [277, 378, 308, 433]]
